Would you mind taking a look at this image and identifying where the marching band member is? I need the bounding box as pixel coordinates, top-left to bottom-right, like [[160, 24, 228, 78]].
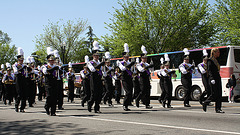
[[113, 67, 122, 104], [0, 64, 5, 102], [54, 50, 64, 110], [12, 47, 27, 112], [67, 62, 75, 103], [2, 63, 15, 105], [135, 45, 154, 109], [202, 48, 224, 113], [80, 55, 90, 107], [179, 48, 194, 107], [132, 57, 140, 104], [87, 41, 105, 113], [42, 47, 59, 116], [157, 57, 165, 104], [161, 54, 175, 108], [102, 52, 114, 107], [37, 65, 46, 101], [198, 49, 211, 105], [117, 43, 135, 111]]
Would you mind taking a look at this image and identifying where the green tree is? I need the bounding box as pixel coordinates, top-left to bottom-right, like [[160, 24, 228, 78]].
[[35, 18, 88, 64], [0, 30, 17, 65], [213, 0, 240, 46], [102, 0, 216, 57]]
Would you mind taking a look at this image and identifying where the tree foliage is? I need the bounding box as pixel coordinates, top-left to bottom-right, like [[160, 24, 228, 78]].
[[102, 0, 216, 57], [35, 18, 88, 64], [213, 0, 240, 46], [0, 30, 17, 65]]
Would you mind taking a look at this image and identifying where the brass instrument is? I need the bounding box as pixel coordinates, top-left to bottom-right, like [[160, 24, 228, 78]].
[[4, 75, 14, 85]]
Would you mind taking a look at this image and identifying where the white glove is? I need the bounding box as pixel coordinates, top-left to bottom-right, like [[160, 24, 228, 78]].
[[211, 80, 215, 84]]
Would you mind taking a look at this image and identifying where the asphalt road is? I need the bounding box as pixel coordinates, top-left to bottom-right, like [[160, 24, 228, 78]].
[[0, 98, 240, 135]]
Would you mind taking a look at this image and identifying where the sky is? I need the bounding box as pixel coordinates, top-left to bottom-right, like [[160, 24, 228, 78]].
[[0, 0, 216, 58]]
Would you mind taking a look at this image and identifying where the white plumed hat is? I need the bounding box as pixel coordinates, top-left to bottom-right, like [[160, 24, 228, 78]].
[[54, 50, 60, 58], [30, 56, 35, 63], [105, 52, 111, 59], [17, 47, 24, 56], [136, 57, 140, 63], [6, 62, 11, 69], [84, 55, 89, 63], [141, 45, 147, 54], [124, 43, 129, 53], [92, 41, 99, 51], [183, 48, 190, 56], [203, 49, 208, 56], [68, 62, 72, 68], [160, 57, 164, 65], [47, 47, 54, 55], [164, 54, 170, 62], [1, 64, 4, 69]]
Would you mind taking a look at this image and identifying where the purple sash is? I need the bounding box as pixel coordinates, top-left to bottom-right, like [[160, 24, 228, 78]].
[[90, 61, 102, 76], [141, 63, 150, 75]]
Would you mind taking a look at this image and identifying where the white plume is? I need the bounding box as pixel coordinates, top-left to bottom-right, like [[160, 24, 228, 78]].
[[1, 64, 4, 69], [116, 60, 120, 67], [164, 54, 170, 62], [17, 47, 24, 56], [6, 62, 11, 68], [136, 57, 140, 63], [68, 62, 72, 68], [183, 48, 190, 55], [203, 49, 208, 56], [124, 43, 129, 53], [30, 56, 35, 63], [93, 41, 99, 50], [26, 56, 31, 63], [141, 45, 147, 54], [105, 52, 111, 59], [160, 57, 164, 64], [84, 55, 89, 63], [54, 50, 60, 58], [47, 47, 54, 55], [37, 65, 41, 71]]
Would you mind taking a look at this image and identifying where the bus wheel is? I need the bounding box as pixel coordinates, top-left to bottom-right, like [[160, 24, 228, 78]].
[[191, 86, 202, 101], [175, 86, 185, 101]]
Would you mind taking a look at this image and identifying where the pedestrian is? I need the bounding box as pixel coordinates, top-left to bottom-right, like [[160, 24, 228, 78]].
[[202, 48, 225, 113], [135, 45, 154, 109], [198, 49, 211, 105], [102, 52, 114, 107], [13, 47, 27, 112], [117, 43, 135, 111], [87, 41, 104, 113], [179, 48, 194, 107], [67, 62, 75, 103], [228, 74, 236, 103], [42, 47, 59, 116]]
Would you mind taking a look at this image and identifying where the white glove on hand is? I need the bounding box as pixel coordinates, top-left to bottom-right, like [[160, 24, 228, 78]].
[[211, 80, 215, 84]]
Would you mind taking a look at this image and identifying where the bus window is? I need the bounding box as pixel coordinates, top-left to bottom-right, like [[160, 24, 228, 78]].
[[234, 49, 240, 63], [218, 48, 229, 66]]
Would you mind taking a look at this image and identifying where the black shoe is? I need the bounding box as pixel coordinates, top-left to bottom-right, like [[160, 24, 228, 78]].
[[29, 104, 34, 107], [184, 104, 191, 107], [146, 106, 153, 109], [202, 104, 207, 112], [128, 103, 134, 106], [88, 105, 92, 112], [45, 108, 50, 115], [94, 110, 102, 113], [20, 109, 25, 113], [81, 101, 84, 107], [123, 106, 131, 111], [162, 102, 166, 108], [58, 107, 64, 110], [108, 104, 114, 107], [216, 110, 225, 113], [136, 100, 139, 108], [167, 105, 173, 108], [51, 113, 57, 116], [158, 100, 162, 104], [15, 108, 19, 112]]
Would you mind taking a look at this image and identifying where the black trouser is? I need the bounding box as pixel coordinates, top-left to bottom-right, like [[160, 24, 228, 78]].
[[115, 80, 121, 102], [4, 84, 15, 104], [137, 76, 151, 106], [38, 84, 45, 101], [88, 72, 103, 111], [27, 80, 36, 106], [56, 80, 64, 108], [82, 79, 90, 104], [15, 74, 26, 110], [103, 77, 114, 104], [158, 78, 165, 102], [199, 76, 211, 103], [68, 80, 75, 102], [133, 77, 140, 101], [0, 83, 4, 100], [163, 77, 173, 106], [181, 78, 192, 105], [45, 86, 58, 115], [122, 79, 133, 107], [204, 77, 222, 111]]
